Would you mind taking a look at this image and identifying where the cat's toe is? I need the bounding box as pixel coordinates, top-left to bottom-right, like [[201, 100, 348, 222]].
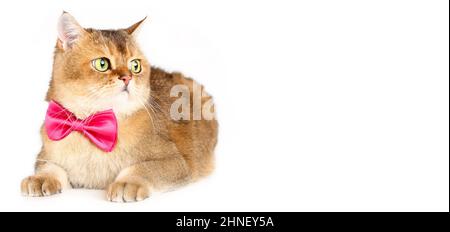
[[21, 175, 62, 197], [106, 181, 150, 203]]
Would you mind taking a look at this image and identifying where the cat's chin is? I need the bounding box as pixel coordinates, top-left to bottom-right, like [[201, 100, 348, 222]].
[[110, 92, 145, 118]]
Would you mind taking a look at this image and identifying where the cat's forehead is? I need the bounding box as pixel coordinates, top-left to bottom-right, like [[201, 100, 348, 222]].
[[84, 29, 137, 55]]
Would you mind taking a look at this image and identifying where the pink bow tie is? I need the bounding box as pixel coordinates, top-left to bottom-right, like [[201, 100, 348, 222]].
[[44, 100, 118, 152]]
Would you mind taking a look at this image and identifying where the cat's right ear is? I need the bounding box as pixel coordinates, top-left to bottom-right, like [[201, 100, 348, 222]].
[[57, 12, 85, 50]]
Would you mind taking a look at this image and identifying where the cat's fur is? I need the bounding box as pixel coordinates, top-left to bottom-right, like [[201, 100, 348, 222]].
[[20, 13, 217, 202]]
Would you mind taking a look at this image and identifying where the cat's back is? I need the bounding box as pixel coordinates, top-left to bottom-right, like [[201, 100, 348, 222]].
[[149, 67, 218, 179]]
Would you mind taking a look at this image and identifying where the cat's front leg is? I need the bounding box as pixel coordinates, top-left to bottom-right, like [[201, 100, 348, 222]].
[[107, 156, 190, 203], [21, 159, 69, 197]]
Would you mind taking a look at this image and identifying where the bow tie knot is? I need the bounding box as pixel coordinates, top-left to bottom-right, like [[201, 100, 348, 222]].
[[44, 101, 118, 152], [72, 120, 85, 132]]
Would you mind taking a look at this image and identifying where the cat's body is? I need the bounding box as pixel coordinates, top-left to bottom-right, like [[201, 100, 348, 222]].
[[38, 68, 217, 190], [21, 13, 217, 202]]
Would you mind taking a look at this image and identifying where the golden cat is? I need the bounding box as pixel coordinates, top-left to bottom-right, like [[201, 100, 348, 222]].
[[20, 12, 218, 202]]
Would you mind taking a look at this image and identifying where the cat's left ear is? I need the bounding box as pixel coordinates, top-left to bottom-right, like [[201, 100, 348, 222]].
[[125, 17, 147, 35]]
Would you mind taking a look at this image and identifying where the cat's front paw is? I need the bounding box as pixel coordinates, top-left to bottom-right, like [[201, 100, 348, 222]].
[[21, 175, 62, 197], [106, 179, 151, 203]]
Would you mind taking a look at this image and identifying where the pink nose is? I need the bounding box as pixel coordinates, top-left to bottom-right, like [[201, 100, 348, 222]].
[[119, 76, 132, 85]]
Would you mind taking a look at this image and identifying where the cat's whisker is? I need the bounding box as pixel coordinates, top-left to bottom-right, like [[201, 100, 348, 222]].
[[56, 87, 106, 133], [146, 98, 164, 133], [52, 84, 113, 135], [81, 85, 117, 125], [142, 91, 163, 119], [149, 94, 164, 114], [79, 86, 109, 117], [135, 89, 164, 134], [136, 97, 159, 133]]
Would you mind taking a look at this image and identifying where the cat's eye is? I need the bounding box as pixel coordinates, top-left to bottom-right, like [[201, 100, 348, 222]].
[[92, 58, 110, 72], [130, 59, 142, 74]]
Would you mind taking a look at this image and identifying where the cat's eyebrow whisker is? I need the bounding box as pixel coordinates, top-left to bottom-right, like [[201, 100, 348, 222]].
[[99, 33, 112, 57]]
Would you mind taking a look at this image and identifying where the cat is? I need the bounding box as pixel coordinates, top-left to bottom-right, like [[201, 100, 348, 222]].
[[20, 12, 218, 202]]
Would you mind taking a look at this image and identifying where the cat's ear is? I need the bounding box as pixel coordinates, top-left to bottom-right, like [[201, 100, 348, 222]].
[[57, 12, 85, 50], [125, 17, 147, 35]]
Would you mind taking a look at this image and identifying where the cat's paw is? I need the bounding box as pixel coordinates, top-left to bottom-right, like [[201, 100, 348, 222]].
[[21, 175, 62, 197], [106, 180, 151, 203]]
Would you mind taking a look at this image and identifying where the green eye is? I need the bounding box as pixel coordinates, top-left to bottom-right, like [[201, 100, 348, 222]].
[[130, 59, 142, 74], [92, 58, 110, 72]]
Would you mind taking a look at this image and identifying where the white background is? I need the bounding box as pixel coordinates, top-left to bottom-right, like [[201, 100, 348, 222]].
[[0, 0, 448, 212]]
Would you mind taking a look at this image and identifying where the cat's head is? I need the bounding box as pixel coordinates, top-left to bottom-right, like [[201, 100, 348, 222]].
[[47, 12, 150, 119]]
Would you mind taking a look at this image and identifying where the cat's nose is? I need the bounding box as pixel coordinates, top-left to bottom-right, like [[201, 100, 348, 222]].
[[118, 76, 132, 86]]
